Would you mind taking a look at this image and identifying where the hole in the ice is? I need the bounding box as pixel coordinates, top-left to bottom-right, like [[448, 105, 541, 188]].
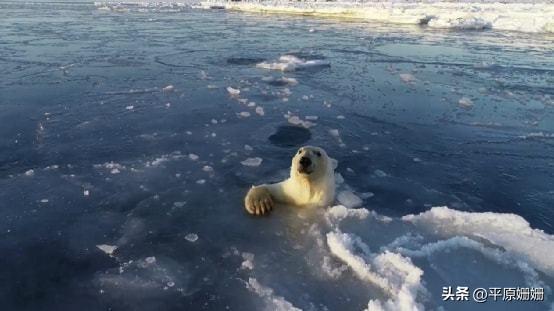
[[268, 125, 311, 147], [226, 57, 266, 65]]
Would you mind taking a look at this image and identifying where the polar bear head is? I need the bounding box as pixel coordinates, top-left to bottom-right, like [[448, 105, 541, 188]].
[[290, 146, 335, 181]]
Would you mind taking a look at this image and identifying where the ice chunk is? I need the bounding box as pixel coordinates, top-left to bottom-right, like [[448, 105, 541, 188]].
[[24, 169, 35, 176], [402, 206, 554, 276], [256, 55, 330, 72], [241, 252, 255, 270], [281, 77, 298, 85], [326, 205, 370, 224], [337, 191, 363, 208], [246, 278, 302, 311], [125, 105, 134, 110], [162, 85, 174, 92], [97, 244, 118, 256], [188, 153, 199, 161], [241, 157, 263, 167], [255, 106, 265, 116], [458, 97, 474, 109], [238, 111, 251, 118], [374, 169, 387, 177], [173, 201, 186, 208], [399, 73, 416, 84], [226, 86, 240, 96], [202, 165, 214, 173], [184, 233, 198, 243], [287, 114, 316, 128]]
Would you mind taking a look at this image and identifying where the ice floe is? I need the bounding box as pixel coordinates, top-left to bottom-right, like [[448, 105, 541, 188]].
[[184, 233, 199, 242], [256, 55, 330, 72], [255, 106, 265, 116], [227, 86, 241, 96], [202, 0, 554, 34], [458, 96, 474, 109], [241, 157, 263, 167], [402, 206, 554, 276], [336, 190, 363, 208], [97, 244, 118, 256]]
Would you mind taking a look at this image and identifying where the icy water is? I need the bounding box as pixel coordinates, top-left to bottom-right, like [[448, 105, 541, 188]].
[[1, 1, 554, 310]]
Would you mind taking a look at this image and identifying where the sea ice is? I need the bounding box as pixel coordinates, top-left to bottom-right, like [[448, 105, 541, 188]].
[[402, 206, 554, 276], [337, 190, 363, 208], [241, 157, 263, 167], [246, 278, 302, 311], [255, 106, 265, 116], [256, 55, 330, 72], [227, 86, 240, 96], [162, 85, 174, 92], [97, 244, 118, 256], [458, 97, 474, 109], [399, 73, 416, 84], [184, 233, 198, 242]]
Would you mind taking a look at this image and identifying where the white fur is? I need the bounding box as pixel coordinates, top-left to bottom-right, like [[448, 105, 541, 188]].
[[244, 146, 336, 215]]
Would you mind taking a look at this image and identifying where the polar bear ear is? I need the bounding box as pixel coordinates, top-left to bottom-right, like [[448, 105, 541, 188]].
[[329, 157, 338, 170]]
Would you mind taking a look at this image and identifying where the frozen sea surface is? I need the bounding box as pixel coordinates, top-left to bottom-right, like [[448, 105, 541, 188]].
[[1, 1, 554, 310]]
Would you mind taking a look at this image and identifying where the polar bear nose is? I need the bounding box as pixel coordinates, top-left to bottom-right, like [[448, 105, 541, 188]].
[[299, 156, 312, 167]]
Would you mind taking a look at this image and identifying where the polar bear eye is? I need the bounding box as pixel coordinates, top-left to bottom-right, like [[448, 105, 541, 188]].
[[315, 151, 321, 157], [298, 149, 302, 154]]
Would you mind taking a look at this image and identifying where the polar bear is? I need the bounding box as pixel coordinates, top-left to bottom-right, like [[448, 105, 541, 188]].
[[244, 146, 336, 215]]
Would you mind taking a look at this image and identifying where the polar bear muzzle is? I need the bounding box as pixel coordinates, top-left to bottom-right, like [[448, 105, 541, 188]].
[[298, 156, 313, 174]]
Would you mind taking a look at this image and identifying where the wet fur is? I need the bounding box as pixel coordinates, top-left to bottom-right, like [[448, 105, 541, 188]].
[[244, 146, 336, 216]]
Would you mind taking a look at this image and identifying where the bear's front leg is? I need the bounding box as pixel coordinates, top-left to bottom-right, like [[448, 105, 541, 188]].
[[244, 185, 275, 216]]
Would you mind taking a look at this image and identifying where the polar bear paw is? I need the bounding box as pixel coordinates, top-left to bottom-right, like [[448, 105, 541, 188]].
[[245, 186, 274, 216]]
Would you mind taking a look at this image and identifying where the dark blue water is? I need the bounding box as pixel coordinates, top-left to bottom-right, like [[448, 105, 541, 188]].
[[1, 1, 553, 310]]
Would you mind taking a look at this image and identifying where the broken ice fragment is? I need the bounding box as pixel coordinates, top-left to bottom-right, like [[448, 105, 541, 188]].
[[241, 157, 263, 167]]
